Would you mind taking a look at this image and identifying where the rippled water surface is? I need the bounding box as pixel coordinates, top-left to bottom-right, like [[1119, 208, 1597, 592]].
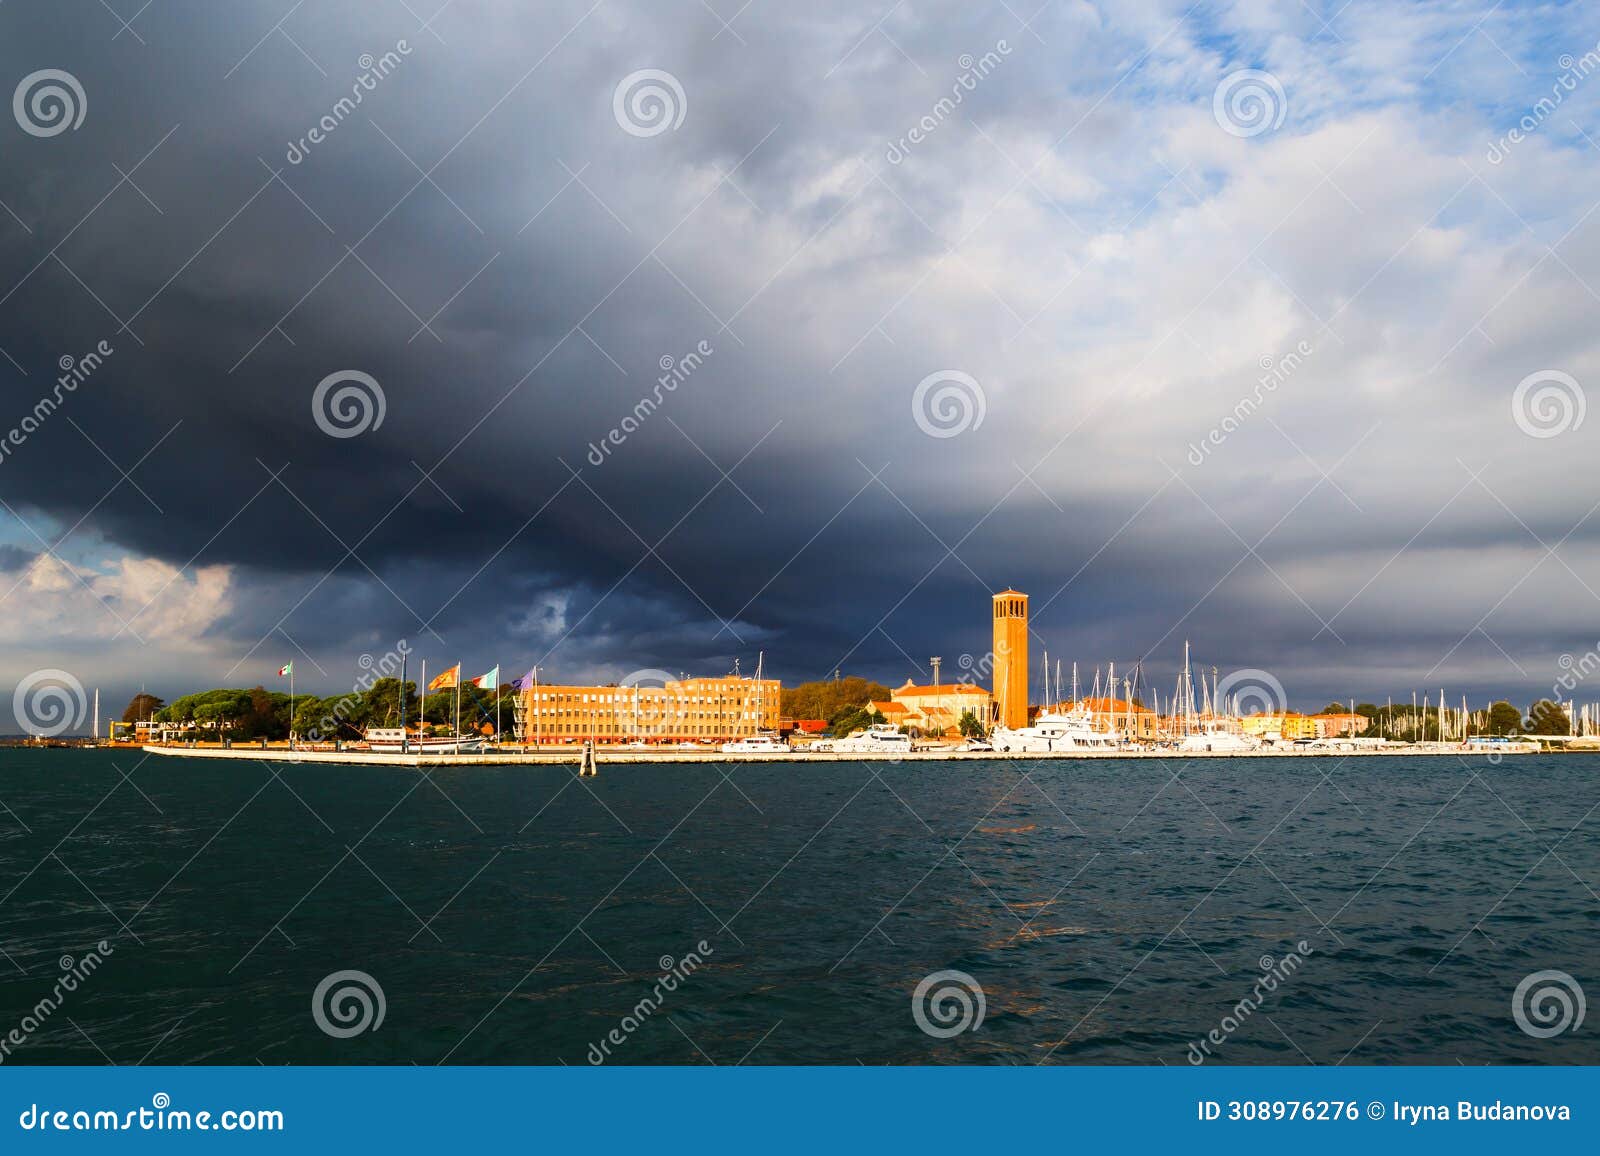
[[0, 750, 1595, 1064]]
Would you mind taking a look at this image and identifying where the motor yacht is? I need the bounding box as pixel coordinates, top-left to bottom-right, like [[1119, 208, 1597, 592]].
[[1176, 722, 1259, 753], [990, 710, 1118, 753], [719, 734, 792, 754], [820, 724, 913, 754]]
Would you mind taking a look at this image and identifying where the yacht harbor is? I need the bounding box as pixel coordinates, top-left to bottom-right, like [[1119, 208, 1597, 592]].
[[137, 734, 1576, 768], [104, 588, 1600, 767]]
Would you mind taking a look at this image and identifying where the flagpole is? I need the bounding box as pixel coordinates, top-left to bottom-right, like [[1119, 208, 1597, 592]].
[[495, 666, 501, 750], [454, 661, 461, 756], [289, 664, 295, 751], [418, 659, 426, 765]]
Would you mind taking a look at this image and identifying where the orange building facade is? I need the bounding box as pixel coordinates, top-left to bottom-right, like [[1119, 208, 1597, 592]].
[[1238, 712, 1319, 740], [1069, 696, 1159, 741], [871, 680, 993, 736], [515, 675, 780, 744], [1311, 713, 1371, 738]]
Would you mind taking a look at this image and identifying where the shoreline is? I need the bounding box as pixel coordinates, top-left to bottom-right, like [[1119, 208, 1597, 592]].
[[127, 741, 1590, 768]]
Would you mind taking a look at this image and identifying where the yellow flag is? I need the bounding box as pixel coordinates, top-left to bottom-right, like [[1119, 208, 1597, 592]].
[[428, 664, 460, 691]]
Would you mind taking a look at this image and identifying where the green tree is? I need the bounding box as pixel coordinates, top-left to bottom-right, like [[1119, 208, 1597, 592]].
[[413, 683, 508, 735], [172, 689, 253, 737], [957, 709, 986, 739], [234, 686, 290, 740], [782, 677, 892, 721], [827, 705, 875, 738], [159, 689, 245, 725], [292, 697, 334, 739], [307, 689, 369, 738], [1526, 699, 1571, 735], [455, 683, 502, 734], [290, 696, 347, 742], [1486, 701, 1523, 736], [422, 690, 478, 730], [121, 693, 164, 724], [361, 678, 417, 729]]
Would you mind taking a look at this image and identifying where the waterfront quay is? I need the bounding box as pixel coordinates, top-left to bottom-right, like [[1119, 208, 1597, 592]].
[[137, 741, 1580, 768]]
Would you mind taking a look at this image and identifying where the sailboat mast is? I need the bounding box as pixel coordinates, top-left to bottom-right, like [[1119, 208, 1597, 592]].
[[1183, 641, 1192, 733]]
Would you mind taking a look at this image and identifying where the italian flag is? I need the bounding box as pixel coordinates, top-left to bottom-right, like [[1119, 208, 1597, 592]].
[[278, 662, 293, 677]]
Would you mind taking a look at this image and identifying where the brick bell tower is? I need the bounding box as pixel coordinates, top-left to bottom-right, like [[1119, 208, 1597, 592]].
[[992, 589, 1029, 729]]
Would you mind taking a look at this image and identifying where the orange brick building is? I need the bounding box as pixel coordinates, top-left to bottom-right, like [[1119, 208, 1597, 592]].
[[516, 675, 779, 744]]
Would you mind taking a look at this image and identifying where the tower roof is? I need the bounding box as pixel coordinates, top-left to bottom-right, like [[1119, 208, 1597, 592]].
[[992, 588, 1028, 598]]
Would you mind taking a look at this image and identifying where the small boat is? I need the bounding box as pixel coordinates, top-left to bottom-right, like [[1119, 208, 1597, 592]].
[[1460, 735, 1538, 753], [364, 727, 485, 753], [719, 734, 791, 754]]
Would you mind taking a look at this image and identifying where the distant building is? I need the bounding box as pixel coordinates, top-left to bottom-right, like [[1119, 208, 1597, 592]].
[[1070, 696, 1158, 741], [1311, 712, 1370, 738], [866, 700, 911, 725], [1239, 712, 1318, 740], [882, 680, 992, 736], [992, 589, 1029, 729], [515, 675, 780, 744]]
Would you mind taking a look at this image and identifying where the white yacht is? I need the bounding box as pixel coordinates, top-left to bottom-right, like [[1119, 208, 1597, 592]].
[[364, 727, 485, 753], [820, 724, 913, 754], [1176, 722, 1259, 753], [991, 710, 1118, 753], [719, 734, 792, 754]]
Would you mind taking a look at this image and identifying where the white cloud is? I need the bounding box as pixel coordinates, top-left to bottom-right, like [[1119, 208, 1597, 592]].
[[0, 552, 232, 645]]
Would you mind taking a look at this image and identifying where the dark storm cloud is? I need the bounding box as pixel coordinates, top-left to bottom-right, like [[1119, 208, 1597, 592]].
[[0, 543, 34, 571], [3, 0, 1600, 722]]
